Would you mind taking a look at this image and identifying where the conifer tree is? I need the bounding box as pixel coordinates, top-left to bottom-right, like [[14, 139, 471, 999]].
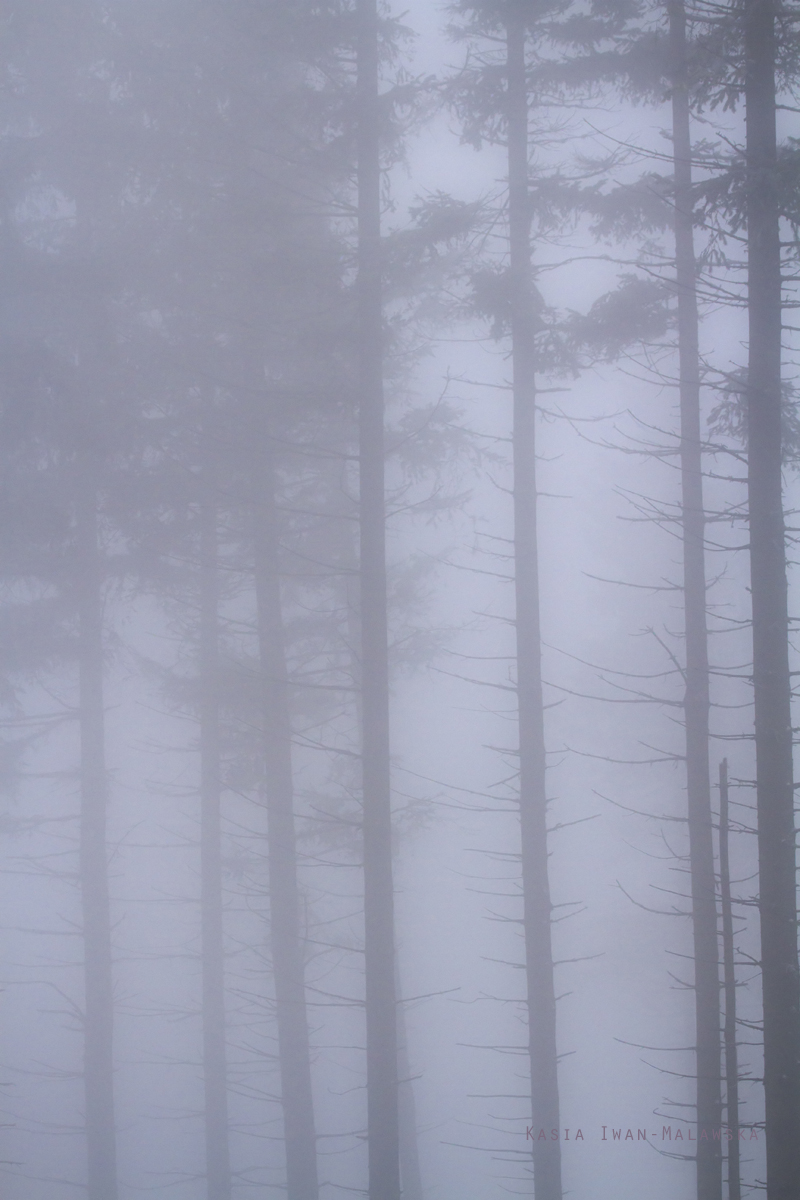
[[356, 2, 401, 1196], [743, 0, 800, 1193], [446, 4, 570, 1195]]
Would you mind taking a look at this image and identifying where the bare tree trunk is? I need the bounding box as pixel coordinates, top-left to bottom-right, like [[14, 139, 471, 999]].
[[76, 473, 118, 1200], [668, 6, 722, 1194], [253, 451, 319, 1200], [718, 760, 741, 1200], [506, 13, 561, 1200], [356, 3, 400, 1199], [396, 971, 423, 1200], [199, 486, 232, 1200], [743, 2, 800, 1196], [348, 542, 418, 1200]]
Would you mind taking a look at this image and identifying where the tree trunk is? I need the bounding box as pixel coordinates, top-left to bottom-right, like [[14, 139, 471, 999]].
[[506, 13, 562, 1200], [396, 969, 423, 1200], [718, 760, 741, 1200], [76, 474, 118, 1200], [253, 451, 319, 1200], [356, 3, 400, 1200], [668, 6, 722, 1194], [199, 488, 232, 1200], [743, 2, 800, 1196], [347, 539, 415, 1200]]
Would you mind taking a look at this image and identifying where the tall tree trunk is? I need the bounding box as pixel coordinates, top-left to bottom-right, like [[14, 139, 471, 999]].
[[253, 450, 319, 1200], [199, 487, 232, 1200], [719, 760, 741, 1200], [743, 2, 800, 1196], [506, 13, 562, 1200], [668, 6, 722, 1194], [76, 473, 118, 1200], [356, 3, 400, 1199]]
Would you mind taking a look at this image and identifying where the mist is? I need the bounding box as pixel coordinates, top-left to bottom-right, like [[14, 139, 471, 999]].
[[0, 3, 796, 1200]]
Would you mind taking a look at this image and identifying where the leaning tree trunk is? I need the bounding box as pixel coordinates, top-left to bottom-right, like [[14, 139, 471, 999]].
[[253, 449, 319, 1200], [199, 486, 232, 1200], [743, 2, 800, 1196], [506, 13, 561, 1200], [718, 760, 741, 1200], [76, 471, 118, 1200], [668, 5, 722, 1195]]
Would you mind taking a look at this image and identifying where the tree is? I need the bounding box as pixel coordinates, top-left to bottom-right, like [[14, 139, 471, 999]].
[[0, 8, 147, 1192], [718, 759, 741, 1200], [445, 3, 572, 1194], [253, 444, 320, 1200], [668, 3, 721, 1192], [743, 0, 800, 1193], [356, 3, 401, 1197], [198, 435, 232, 1200], [506, 9, 562, 1198]]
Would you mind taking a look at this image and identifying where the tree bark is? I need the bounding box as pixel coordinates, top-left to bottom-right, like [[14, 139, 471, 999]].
[[506, 12, 562, 1200], [76, 473, 118, 1200], [743, 2, 800, 1196], [356, 3, 400, 1200], [199, 486, 232, 1200], [719, 760, 741, 1200], [667, 6, 722, 1194], [253, 451, 319, 1200]]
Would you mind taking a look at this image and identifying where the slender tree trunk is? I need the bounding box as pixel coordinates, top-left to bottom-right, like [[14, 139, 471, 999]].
[[743, 3, 800, 1196], [506, 14, 561, 1200], [199, 487, 232, 1200], [719, 760, 741, 1200], [253, 450, 319, 1200], [356, 4, 400, 1199], [347, 541, 417, 1200], [76, 473, 117, 1200], [668, 6, 722, 1194], [396, 969, 423, 1200]]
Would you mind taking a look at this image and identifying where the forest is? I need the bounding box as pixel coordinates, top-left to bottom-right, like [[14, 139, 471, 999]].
[[0, 1, 798, 1198]]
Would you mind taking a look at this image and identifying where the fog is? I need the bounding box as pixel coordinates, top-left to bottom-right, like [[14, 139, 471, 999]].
[[0, 3, 796, 1200]]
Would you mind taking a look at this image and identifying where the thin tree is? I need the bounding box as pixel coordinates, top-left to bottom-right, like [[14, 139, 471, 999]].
[[743, 0, 800, 1194], [718, 759, 741, 1200], [668, 3, 721, 1194], [253, 442, 319, 1200], [198, 436, 232, 1200], [506, 7, 561, 1198], [356, 2, 401, 1198], [75, 448, 118, 1200], [396, 990, 423, 1200]]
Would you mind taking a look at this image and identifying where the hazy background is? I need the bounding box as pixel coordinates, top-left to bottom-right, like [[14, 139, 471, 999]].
[[0, 3, 775, 1199]]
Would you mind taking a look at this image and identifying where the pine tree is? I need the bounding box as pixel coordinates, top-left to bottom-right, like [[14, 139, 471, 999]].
[[668, 3, 721, 1192], [743, 0, 800, 1193], [356, 2, 401, 1196]]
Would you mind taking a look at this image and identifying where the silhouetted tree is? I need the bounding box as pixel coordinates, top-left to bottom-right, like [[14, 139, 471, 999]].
[[356, 3, 401, 1197], [742, 1, 800, 1193]]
